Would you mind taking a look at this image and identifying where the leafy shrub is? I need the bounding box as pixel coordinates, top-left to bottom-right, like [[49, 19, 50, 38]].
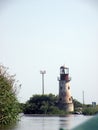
[[0, 65, 20, 126], [23, 94, 68, 115], [82, 106, 98, 115]]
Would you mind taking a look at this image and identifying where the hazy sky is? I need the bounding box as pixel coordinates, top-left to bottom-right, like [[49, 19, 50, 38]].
[[0, 0, 98, 104]]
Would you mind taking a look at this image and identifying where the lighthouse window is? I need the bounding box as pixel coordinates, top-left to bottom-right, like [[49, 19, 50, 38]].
[[59, 98, 62, 101], [69, 98, 71, 101], [60, 86, 62, 89], [68, 86, 70, 89]]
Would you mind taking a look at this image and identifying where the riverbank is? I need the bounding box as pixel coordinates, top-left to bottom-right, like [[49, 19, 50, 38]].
[[24, 113, 71, 117]]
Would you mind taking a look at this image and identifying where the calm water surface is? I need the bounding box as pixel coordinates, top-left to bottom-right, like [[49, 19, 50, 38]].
[[1, 115, 92, 130]]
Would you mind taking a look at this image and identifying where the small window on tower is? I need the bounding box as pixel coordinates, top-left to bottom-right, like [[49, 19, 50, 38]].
[[59, 98, 62, 101], [69, 98, 71, 101], [68, 86, 70, 89]]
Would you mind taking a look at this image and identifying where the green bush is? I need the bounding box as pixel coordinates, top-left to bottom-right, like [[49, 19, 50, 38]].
[[23, 94, 68, 115], [0, 65, 20, 126], [82, 106, 98, 115]]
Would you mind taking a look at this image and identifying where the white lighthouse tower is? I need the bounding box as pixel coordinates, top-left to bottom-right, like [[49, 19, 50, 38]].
[[58, 65, 74, 112]]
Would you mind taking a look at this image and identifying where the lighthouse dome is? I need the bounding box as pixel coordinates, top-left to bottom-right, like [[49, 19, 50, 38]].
[[60, 65, 68, 69], [60, 65, 69, 74]]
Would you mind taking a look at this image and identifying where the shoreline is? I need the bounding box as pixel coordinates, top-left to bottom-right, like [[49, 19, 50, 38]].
[[23, 113, 83, 117]]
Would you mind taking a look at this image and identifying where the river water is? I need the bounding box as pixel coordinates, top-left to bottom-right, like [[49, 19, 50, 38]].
[[1, 115, 92, 130]]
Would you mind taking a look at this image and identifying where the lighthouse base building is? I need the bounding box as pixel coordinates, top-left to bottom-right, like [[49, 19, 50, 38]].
[[58, 65, 74, 112]]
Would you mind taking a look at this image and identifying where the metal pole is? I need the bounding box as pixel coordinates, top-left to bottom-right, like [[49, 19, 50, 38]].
[[83, 90, 84, 105], [40, 70, 46, 95], [42, 73, 44, 95]]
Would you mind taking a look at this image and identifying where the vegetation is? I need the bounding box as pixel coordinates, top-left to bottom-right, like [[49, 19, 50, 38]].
[[73, 99, 82, 113], [0, 65, 20, 126], [23, 94, 83, 115], [74, 100, 98, 115], [23, 94, 68, 115], [20, 93, 98, 116], [82, 105, 98, 115], [74, 99, 82, 108]]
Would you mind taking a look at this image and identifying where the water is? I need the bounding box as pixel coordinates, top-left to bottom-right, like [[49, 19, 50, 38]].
[[0, 115, 92, 130]]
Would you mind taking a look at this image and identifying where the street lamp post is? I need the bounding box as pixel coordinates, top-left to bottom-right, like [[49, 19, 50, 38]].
[[40, 70, 46, 95]]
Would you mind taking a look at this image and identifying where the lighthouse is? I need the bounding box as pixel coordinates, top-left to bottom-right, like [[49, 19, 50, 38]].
[[58, 65, 74, 112]]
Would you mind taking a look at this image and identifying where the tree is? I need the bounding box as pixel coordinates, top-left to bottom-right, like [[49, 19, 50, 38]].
[[73, 99, 82, 108], [82, 105, 98, 115], [0, 64, 20, 126], [23, 94, 67, 114]]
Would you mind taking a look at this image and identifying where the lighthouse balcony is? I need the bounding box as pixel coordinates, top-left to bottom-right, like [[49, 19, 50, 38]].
[[59, 76, 71, 81], [65, 77, 71, 82], [59, 74, 71, 81]]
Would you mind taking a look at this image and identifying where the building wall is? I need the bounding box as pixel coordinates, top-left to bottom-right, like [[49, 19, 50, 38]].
[[59, 80, 74, 112]]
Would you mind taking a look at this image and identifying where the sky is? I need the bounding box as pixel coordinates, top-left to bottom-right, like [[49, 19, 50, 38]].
[[0, 0, 98, 104]]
